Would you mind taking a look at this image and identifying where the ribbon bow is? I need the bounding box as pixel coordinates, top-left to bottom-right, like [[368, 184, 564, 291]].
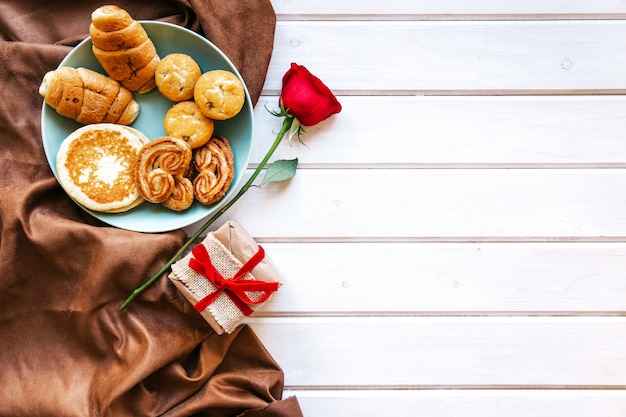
[[189, 243, 279, 316]]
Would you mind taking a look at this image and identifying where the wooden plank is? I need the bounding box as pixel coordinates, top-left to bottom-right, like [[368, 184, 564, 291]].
[[262, 21, 626, 94], [253, 242, 626, 314], [283, 390, 626, 417], [253, 95, 626, 167], [272, 0, 626, 20], [247, 316, 626, 386], [193, 169, 626, 240]]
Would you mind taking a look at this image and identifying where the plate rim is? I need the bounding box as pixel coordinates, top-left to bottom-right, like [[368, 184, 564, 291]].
[[40, 20, 255, 233]]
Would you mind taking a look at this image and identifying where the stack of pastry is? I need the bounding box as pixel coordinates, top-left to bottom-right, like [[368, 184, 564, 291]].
[[134, 137, 193, 211], [40, 5, 245, 214], [39, 4, 158, 125], [155, 52, 246, 122], [133, 135, 235, 211], [158, 53, 246, 149], [152, 53, 242, 211]]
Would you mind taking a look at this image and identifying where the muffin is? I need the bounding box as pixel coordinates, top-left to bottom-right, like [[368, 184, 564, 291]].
[[163, 101, 215, 149], [155, 53, 202, 102], [193, 70, 245, 120]]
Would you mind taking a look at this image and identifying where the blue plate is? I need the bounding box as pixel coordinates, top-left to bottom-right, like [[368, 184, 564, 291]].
[[41, 21, 254, 233]]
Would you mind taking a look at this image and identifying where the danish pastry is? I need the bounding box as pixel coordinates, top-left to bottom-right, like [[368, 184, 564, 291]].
[[193, 70, 245, 120], [192, 136, 235, 205], [134, 137, 192, 204], [162, 175, 195, 211]]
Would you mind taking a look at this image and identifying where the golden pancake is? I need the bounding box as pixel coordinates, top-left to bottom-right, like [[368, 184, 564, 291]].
[[56, 124, 149, 213]]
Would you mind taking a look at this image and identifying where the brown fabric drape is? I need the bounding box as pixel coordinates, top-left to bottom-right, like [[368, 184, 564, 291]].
[[0, 1, 303, 416]]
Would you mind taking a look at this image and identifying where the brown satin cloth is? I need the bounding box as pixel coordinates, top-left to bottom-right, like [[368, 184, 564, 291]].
[[0, 1, 304, 416]]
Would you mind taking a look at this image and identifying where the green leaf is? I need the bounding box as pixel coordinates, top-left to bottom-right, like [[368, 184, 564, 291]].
[[260, 158, 298, 186]]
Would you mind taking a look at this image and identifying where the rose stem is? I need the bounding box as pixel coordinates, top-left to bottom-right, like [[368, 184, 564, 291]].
[[119, 115, 294, 310]]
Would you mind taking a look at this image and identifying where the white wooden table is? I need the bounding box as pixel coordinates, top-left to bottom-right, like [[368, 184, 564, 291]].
[[187, 1, 626, 415]]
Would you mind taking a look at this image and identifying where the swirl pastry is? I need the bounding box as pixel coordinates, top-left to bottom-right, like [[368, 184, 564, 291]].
[[162, 175, 194, 211], [193, 136, 235, 205], [134, 137, 192, 204]]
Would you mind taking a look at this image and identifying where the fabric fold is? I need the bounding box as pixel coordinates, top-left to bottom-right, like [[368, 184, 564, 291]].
[[0, 1, 302, 416]]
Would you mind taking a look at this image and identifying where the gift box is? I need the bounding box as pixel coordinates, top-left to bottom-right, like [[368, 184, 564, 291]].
[[169, 221, 282, 334]]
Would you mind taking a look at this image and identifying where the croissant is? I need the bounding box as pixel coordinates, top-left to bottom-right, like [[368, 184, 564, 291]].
[[90, 5, 159, 94], [39, 66, 139, 125]]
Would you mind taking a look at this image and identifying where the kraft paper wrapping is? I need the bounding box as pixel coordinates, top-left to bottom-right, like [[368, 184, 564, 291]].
[[170, 221, 283, 334]]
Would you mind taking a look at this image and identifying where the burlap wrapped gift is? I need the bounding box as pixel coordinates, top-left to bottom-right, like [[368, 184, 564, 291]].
[[169, 221, 282, 334]]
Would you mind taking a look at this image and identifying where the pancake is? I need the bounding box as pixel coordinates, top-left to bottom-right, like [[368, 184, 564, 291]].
[[56, 123, 149, 213]]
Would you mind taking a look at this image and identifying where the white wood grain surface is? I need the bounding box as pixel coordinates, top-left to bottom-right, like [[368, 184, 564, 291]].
[[282, 390, 626, 417], [271, 0, 626, 20], [208, 168, 626, 239], [253, 242, 626, 314], [263, 21, 626, 94], [253, 96, 626, 167], [248, 316, 626, 386], [187, 1, 626, 415]]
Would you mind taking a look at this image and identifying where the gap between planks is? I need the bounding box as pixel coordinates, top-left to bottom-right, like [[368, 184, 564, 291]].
[[252, 311, 626, 318], [260, 89, 626, 97], [284, 385, 626, 390], [276, 14, 626, 22]]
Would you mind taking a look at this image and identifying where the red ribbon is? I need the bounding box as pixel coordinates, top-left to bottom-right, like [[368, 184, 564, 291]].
[[188, 243, 279, 316]]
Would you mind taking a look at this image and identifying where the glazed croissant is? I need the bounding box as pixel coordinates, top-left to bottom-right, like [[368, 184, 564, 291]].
[[39, 66, 139, 125], [90, 5, 159, 94]]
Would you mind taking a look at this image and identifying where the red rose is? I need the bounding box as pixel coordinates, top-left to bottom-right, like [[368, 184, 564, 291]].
[[122, 62, 342, 310], [279, 63, 342, 126]]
